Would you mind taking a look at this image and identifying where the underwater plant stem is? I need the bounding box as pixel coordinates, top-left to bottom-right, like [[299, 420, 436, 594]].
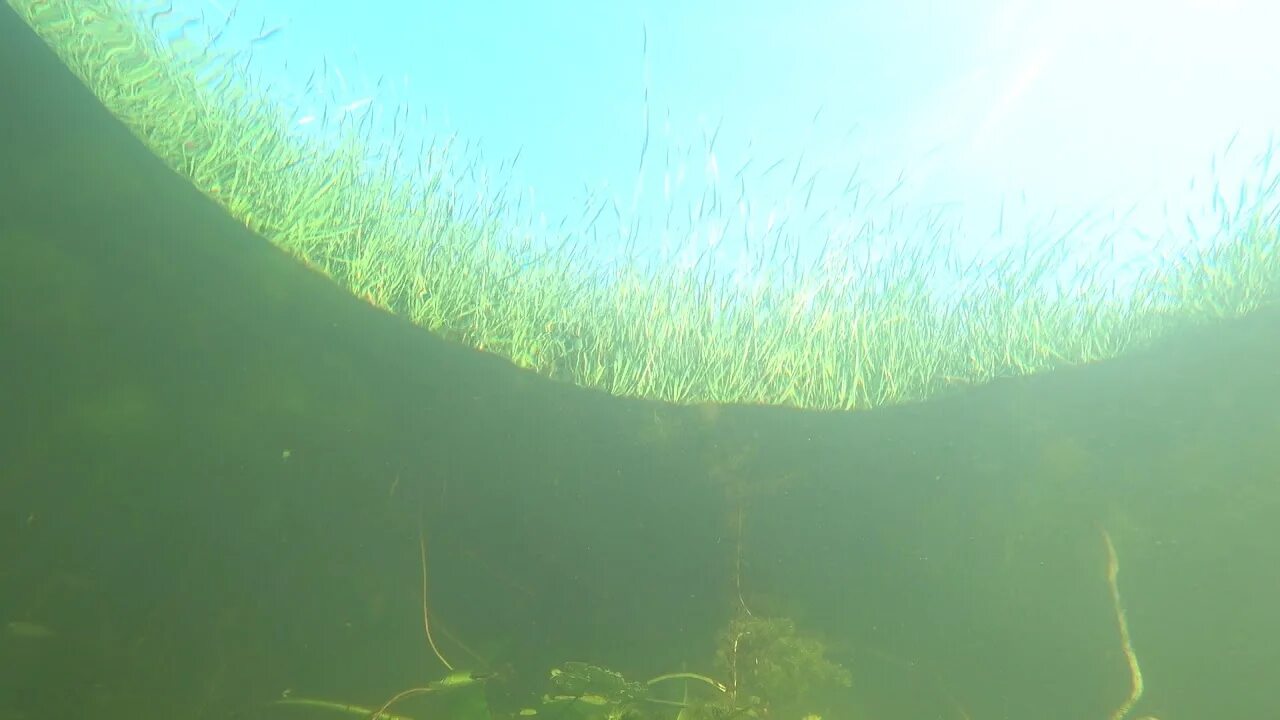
[[735, 505, 753, 618], [419, 527, 455, 672], [646, 672, 728, 694], [273, 696, 410, 719], [1102, 528, 1144, 720], [369, 686, 436, 720], [728, 630, 743, 704]]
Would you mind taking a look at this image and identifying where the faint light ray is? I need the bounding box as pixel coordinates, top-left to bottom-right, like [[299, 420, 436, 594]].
[[969, 43, 1054, 156]]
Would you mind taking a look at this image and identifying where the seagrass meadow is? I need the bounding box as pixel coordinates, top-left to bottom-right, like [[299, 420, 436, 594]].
[[5, 2, 1280, 720], [7, 0, 1280, 412]]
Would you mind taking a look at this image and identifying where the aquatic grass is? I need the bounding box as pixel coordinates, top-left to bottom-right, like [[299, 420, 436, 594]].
[[10, 0, 1280, 411]]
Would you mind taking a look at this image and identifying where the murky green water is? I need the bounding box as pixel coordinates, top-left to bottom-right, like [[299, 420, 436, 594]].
[[3, 5, 1279, 719]]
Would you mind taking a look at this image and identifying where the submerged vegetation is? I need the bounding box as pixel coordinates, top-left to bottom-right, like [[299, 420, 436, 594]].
[[262, 525, 1156, 720], [10, 0, 1280, 411], [273, 524, 856, 720]]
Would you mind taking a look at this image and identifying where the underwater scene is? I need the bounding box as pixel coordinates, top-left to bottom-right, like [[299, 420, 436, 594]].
[[2, 2, 1279, 719]]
